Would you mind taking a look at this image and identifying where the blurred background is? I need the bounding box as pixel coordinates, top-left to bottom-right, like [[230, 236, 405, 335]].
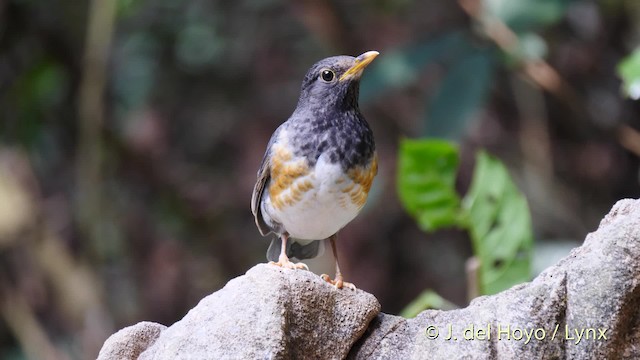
[[1, 0, 639, 358]]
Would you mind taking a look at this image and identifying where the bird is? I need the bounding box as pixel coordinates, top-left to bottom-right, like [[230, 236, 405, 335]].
[[251, 51, 379, 289]]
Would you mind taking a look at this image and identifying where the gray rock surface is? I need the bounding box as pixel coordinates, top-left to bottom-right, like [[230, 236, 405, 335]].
[[350, 198, 640, 359], [98, 198, 640, 360], [119, 264, 379, 360], [97, 322, 166, 360]]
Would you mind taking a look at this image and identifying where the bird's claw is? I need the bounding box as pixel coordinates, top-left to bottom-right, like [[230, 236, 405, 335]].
[[321, 274, 356, 290], [269, 260, 308, 270]]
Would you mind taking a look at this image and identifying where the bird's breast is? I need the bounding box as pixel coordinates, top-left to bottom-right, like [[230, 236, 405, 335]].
[[265, 140, 377, 240]]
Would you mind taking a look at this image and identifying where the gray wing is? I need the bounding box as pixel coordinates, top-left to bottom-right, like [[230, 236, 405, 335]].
[[251, 129, 280, 236]]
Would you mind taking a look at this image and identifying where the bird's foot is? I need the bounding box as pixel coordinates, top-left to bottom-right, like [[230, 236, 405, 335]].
[[269, 259, 308, 270], [321, 273, 356, 290]]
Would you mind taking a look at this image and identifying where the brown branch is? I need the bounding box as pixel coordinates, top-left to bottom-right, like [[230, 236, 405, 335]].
[[458, 0, 577, 104], [0, 278, 71, 360], [76, 0, 117, 249], [465, 256, 480, 302], [458, 0, 639, 161], [617, 125, 640, 158]]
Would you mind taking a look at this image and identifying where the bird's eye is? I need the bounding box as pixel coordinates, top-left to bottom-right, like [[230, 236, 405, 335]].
[[320, 69, 335, 82]]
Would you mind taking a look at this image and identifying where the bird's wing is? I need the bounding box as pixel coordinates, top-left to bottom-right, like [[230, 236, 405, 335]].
[[251, 129, 279, 236]]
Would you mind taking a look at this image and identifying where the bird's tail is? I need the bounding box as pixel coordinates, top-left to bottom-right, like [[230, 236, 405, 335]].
[[266, 237, 325, 262]]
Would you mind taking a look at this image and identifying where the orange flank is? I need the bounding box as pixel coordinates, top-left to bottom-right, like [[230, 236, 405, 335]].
[[345, 153, 378, 208], [269, 145, 310, 210]]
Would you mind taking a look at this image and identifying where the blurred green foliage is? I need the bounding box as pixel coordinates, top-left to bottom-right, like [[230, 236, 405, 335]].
[[617, 48, 640, 100], [400, 289, 458, 318], [483, 0, 571, 34], [425, 48, 496, 139], [361, 0, 574, 140], [398, 139, 533, 301], [360, 32, 470, 103], [9, 60, 68, 147], [360, 33, 497, 139]]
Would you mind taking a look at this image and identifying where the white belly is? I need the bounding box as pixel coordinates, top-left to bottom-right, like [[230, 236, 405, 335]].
[[263, 155, 363, 240]]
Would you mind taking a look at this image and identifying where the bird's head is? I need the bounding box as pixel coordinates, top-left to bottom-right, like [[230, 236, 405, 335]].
[[295, 51, 379, 113]]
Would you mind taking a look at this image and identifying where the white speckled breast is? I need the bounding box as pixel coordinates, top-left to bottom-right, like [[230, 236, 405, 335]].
[[262, 151, 364, 240]]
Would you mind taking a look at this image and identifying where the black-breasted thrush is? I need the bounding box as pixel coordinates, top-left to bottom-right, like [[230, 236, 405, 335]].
[[251, 51, 379, 289]]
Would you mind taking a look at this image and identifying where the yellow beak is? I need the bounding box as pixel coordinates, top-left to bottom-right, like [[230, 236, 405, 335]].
[[339, 51, 380, 81]]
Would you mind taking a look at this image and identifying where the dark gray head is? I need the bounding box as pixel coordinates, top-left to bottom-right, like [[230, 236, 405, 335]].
[[294, 51, 379, 114]]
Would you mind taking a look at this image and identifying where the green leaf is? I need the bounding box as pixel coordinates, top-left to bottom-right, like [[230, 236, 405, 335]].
[[397, 139, 462, 232], [424, 48, 496, 139], [462, 151, 533, 295], [617, 48, 640, 100], [400, 289, 458, 318]]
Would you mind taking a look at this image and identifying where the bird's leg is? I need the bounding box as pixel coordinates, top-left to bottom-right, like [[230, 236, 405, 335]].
[[321, 234, 356, 290], [269, 233, 308, 270]]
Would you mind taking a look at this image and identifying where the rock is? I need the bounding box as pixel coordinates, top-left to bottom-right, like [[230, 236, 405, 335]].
[[99, 264, 381, 360], [349, 198, 640, 359], [97, 322, 166, 360], [98, 198, 640, 359]]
